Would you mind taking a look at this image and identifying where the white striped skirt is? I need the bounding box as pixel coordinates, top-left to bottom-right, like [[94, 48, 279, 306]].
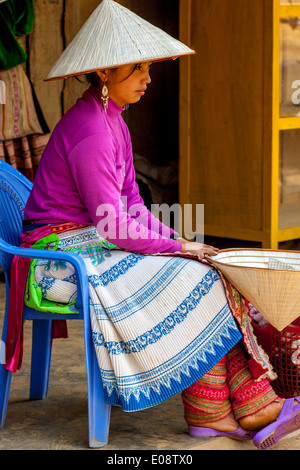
[[31, 226, 242, 411]]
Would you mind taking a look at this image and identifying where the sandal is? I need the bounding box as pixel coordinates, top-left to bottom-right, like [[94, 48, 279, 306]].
[[253, 397, 300, 450], [189, 425, 254, 440]]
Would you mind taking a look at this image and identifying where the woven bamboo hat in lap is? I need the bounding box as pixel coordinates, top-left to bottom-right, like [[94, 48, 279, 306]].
[[206, 248, 300, 332], [45, 0, 195, 81]]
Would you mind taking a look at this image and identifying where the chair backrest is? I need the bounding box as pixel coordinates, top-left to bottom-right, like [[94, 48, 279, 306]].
[[0, 161, 32, 275]]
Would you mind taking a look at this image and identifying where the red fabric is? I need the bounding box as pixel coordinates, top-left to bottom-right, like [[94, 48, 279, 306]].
[[182, 356, 232, 424], [182, 343, 278, 424], [4, 226, 68, 373], [219, 273, 274, 380]]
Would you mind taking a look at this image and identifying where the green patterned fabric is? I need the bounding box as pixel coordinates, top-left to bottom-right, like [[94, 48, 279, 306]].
[[0, 0, 34, 70], [24, 233, 79, 315]]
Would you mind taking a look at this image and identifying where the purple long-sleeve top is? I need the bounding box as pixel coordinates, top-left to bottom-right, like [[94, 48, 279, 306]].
[[24, 85, 182, 254]]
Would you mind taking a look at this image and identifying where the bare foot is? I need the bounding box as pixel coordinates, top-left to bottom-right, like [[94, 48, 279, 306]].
[[239, 399, 284, 431], [197, 412, 239, 433]]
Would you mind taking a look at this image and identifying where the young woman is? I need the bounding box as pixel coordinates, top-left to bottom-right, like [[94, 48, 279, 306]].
[[7, 0, 300, 450]]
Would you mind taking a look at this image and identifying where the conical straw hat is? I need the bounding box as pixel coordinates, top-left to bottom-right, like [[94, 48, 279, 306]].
[[206, 248, 300, 331], [45, 0, 195, 81]]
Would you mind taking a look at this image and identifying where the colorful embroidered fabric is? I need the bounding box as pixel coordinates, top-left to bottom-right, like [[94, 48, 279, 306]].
[[182, 357, 232, 423], [5, 223, 116, 372], [25, 224, 117, 314], [182, 342, 278, 425]]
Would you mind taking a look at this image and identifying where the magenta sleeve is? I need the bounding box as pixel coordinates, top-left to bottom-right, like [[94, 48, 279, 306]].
[[68, 134, 182, 254]]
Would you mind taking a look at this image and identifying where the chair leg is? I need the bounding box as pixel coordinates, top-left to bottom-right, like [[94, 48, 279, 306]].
[[86, 332, 111, 448], [0, 366, 12, 428], [30, 320, 53, 400]]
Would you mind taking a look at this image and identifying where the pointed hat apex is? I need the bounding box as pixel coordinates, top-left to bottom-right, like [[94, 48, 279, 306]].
[[45, 0, 195, 81]]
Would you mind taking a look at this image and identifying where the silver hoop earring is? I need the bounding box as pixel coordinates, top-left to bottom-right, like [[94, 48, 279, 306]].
[[101, 81, 109, 113]]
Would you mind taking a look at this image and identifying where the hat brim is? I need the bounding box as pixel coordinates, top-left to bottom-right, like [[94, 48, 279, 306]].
[[44, 51, 195, 82]]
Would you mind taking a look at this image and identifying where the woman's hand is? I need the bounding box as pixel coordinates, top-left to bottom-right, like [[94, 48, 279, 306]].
[[178, 238, 220, 259]]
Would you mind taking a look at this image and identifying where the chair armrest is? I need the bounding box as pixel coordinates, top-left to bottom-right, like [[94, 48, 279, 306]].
[[0, 237, 89, 310]]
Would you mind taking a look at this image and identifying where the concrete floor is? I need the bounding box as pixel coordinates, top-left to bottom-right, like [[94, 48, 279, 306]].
[[1, 237, 300, 451]]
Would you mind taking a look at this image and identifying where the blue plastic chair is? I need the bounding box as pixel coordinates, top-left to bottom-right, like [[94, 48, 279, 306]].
[[0, 160, 111, 447]]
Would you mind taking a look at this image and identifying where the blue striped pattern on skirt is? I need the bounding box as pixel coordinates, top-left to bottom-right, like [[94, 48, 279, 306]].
[[33, 226, 242, 411]]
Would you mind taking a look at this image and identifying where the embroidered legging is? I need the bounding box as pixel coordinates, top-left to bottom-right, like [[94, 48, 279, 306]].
[[182, 342, 278, 425]]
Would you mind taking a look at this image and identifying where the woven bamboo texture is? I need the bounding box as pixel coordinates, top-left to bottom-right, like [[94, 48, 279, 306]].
[[207, 248, 300, 331], [46, 0, 194, 80]]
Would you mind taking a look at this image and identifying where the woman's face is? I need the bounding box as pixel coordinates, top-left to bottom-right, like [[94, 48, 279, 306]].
[[97, 62, 152, 107]]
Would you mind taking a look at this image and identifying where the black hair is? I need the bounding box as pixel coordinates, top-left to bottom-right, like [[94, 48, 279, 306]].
[[84, 63, 143, 88], [85, 72, 100, 87]]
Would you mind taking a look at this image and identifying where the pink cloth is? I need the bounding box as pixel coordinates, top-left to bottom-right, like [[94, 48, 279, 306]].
[[25, 86, 182, 254], [4, 226, 68, 373]]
